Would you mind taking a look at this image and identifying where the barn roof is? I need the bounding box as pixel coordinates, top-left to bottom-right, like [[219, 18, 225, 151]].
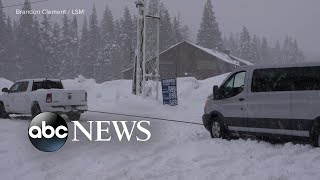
[[229, 55, 254, 65], [186, 42, 240, 66]]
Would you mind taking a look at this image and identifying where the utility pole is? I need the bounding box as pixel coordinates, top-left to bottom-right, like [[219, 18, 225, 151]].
[[133, 0, 145, 96], [133, 0, 160, 99]]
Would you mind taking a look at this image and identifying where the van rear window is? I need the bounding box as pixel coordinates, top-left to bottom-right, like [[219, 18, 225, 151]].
[[291, 67, 320, 91], [251, 66, 320, 92], [32, 80, 63, 91]]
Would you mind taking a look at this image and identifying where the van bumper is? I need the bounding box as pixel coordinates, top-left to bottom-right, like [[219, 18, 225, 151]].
[[202, 114, 211, 131]]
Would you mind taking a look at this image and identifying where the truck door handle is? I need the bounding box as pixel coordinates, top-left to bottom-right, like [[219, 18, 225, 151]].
[[239, 98, 245, 101]]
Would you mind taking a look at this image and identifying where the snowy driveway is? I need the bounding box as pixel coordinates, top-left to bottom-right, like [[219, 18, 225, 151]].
[[1, 112, 320, 180]]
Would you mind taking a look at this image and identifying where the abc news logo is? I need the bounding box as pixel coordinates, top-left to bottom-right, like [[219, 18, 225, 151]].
[[28, 112, 151, 152]]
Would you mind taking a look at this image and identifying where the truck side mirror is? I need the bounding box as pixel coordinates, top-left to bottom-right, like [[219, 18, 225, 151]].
[[2, 88, 9, 93], [213, 85, 219, 99]]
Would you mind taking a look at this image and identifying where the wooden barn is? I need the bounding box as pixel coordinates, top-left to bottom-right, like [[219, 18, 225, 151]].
[[122, 41, 252, 80]]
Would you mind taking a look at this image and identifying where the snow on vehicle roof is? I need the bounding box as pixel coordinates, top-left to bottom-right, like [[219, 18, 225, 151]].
[[16, 78, 61, 82], [238, 61, 320, 70]]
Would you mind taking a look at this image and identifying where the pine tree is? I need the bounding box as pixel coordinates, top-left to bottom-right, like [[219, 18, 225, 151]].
[[197, 0, 223, 50], [71, 16, 78, 42], [88, 5, 101, 79], [57, 14, 75, 78], [40, 14, 53, 76], [260, 37, 270, 64], [51, 22, 61, 76], [5, 16, 17, 80], [293, 39, 305, 62], [159, 3, 173, 51], [172, 16, 183, 45], [271, 40, 282, 64], [96, 4, 116, 81], [227, 33, 239, 56], [0, 0, 6, 50], [16, 0, 41, 78], [70, 16, 79, 76], [172, 15, 190, 44], [251, 35, 260, 64], [78, 16, 90, 77], [120, 6, 135, 70], [0, 0, 12, 80], [239, 26, 253, 62]]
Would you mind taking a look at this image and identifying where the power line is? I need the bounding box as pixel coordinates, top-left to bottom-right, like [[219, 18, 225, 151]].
[[4, 0, 50, 8], [87, 110, 204, 126]]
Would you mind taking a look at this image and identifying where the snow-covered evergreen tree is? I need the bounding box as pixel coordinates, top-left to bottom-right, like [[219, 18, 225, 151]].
[[50, 22, 61, 77], [172, 16, 183, 45], [271, 40, 282, 64], [40, 14, 54, 77], [56, 15, 78, 78], [87, 5, 101, 79], [95, 4, 117, 81], [0, 0, 16, 80], [281, 36, 304, 64], [228, 33, 239, 56], [260, 37, 270, 64], [16, 0, 42, 78], [197, 0, 223, 50], [78, 16, 90, 77], [0, 0, 6, 53], [251, 35, 261, 64], [120, 7, 135, 70], [70, 16, 79, 76], [159, 3, 173, 51], [239, 26, 253, 62]]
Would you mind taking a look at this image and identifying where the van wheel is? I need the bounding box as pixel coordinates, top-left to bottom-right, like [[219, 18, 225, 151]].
[[0, 102, 9, 119], [31, 103, 41, 119], [311, 120, 320, 147], [67, 112, 81, 121], [210, 117, 229, 139]]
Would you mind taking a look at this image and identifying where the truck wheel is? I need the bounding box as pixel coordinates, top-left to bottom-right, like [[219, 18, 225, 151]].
[[31, 103, 41, 119], [210, 116, 229, 139], [67, 112, 81, 121], [0, 102, 9, 119]]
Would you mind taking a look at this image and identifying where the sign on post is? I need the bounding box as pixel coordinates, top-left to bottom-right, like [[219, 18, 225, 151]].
[[161, 78, 178, 106]]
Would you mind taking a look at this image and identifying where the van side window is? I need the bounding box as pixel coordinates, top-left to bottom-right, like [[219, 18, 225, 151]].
[[251, 68, 291, 92], [291, 66, 320, 91], [220, 71, 246, 99]]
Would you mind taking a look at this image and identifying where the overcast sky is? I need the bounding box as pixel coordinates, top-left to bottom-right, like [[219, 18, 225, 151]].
[[3, 0, 320, 60]]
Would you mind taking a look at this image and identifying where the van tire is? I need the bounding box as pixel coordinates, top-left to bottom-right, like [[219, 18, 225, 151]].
[[31, 103, 41, 119], [67, 112, 81, 121], [311, 119, 320, 147], [210, 116, 229, 139], [0, 102, 9, 119]]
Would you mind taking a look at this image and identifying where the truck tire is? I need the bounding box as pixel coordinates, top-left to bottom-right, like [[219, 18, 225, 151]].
[[67, 112, 81, 121], [31, 103, 41, 119], [0, 102, 9, 119]]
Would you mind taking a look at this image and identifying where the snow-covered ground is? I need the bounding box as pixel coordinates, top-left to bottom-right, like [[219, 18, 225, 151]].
[[0, 75, 320, 180]]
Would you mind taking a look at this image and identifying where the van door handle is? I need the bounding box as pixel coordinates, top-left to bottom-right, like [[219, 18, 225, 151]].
[[239, 98, 245, 101]]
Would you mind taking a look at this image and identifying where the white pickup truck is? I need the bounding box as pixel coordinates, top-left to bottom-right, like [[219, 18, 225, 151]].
[[0, 78, 88, 120]]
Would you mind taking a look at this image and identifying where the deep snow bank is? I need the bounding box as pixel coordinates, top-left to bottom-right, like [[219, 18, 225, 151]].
[[63, 74, 229, 122]]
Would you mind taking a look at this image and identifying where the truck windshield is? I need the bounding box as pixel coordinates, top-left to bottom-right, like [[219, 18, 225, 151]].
[[32, 80, 63, 91]]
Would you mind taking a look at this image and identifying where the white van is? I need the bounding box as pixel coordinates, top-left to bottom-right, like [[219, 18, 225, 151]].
[[202, 63, 320, 146]]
